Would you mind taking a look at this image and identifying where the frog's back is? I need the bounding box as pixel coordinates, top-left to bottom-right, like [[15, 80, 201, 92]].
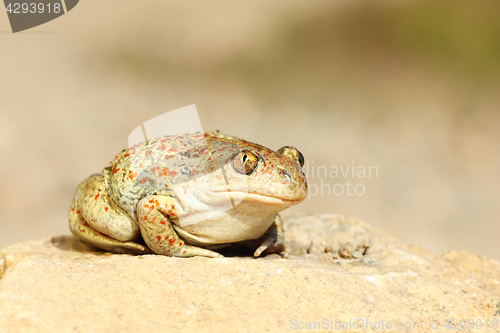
[[104, 132, 221, 220]]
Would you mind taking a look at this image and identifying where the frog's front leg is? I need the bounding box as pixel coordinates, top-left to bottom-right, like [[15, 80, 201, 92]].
[[136, 196, 223, 258], [249, 214, 291, 258]]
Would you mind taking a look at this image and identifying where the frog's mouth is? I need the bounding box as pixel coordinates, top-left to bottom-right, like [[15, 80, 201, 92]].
[[221, 191, 305, 207]]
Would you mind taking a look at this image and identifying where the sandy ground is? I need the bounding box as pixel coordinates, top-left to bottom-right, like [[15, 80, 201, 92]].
[[2, 215, 500, 332], [0, 0, 499, 259]]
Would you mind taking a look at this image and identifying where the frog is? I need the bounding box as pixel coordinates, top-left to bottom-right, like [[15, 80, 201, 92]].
[[69, 131, 307, 258]]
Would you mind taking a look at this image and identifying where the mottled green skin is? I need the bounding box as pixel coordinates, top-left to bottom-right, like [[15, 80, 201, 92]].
[[69, 132, 307, 257]]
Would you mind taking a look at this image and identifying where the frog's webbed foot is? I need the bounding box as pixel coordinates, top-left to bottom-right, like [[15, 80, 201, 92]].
[[136, 196, 223, 258]]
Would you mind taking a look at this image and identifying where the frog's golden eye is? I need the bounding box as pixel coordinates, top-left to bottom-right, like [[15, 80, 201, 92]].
[[232, 150, 259, 175], [277, 146, 304, 167]]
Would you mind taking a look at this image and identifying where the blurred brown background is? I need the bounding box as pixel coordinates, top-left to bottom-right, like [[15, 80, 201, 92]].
[[1, 0, 499, 259]]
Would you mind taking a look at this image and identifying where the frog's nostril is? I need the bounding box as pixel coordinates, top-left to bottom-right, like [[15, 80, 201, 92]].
[[281, 169, 292, 182]]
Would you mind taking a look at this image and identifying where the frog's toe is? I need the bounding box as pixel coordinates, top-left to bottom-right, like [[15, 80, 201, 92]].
[[173, 244, 224, 258], [253, 237, 275, 257], [253, 237, 291, 258]]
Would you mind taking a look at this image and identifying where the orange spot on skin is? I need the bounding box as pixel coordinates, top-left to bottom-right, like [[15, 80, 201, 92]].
[[160, 221, 166, 225], [168, 239, 175, 245], [165, 236, 169, 239], [83, 222, 90, 227], [104, 207, 109, 212], [94, 193, 100, 200], [124, 153, 130, 157], [183, 250, 186, 254], [165, 170, 177, 177], [156, 235, 162, 242], [179, 242, 183, 246], [76, 210, 81, 215]]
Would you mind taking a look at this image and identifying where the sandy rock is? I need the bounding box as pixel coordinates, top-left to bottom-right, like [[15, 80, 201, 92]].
[[1, 214, 499, 332]]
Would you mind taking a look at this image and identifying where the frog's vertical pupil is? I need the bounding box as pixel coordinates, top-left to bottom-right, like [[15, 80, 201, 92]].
[[232, 150, 259, 175]]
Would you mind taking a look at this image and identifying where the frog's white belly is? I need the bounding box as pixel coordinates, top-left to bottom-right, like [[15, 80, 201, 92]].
[[171, 197, 286, 245], [158, 183, 295, 245]]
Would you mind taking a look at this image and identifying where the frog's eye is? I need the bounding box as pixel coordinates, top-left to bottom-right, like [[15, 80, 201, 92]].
[[232, 150, 259, 175], [296, 150, 304, 168], [277, 146, 304, 168]]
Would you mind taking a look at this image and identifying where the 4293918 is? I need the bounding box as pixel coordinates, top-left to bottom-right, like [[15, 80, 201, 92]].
[[5, 2, 62, 14]]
